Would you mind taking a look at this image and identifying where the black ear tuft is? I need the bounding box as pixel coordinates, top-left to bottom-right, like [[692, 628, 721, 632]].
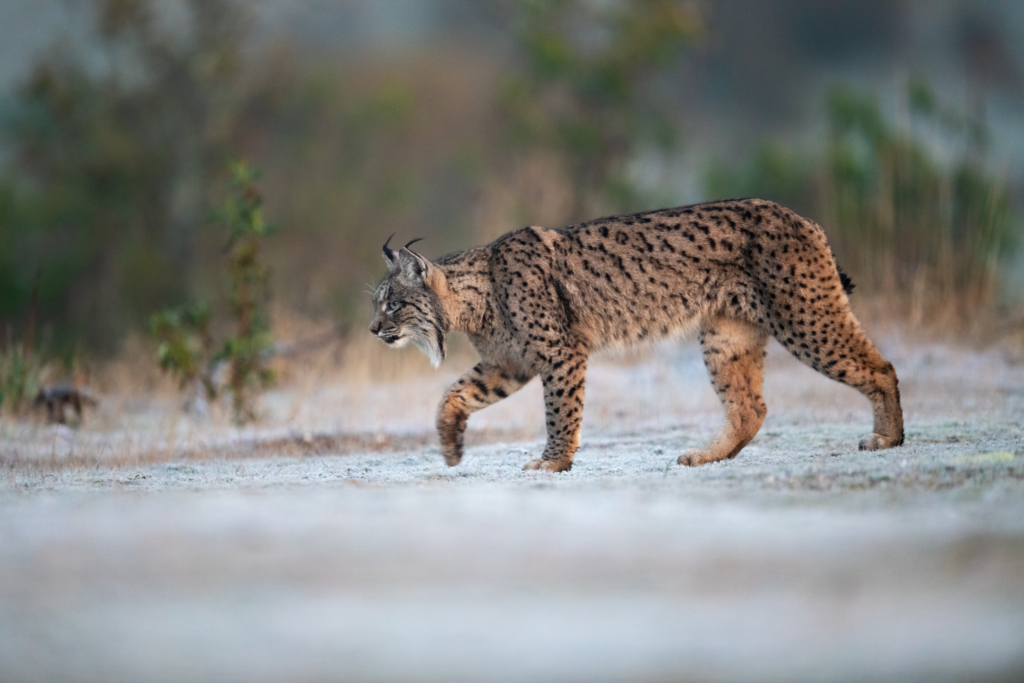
[[383, 233, 398, 268], [404, 237, 425, 251]]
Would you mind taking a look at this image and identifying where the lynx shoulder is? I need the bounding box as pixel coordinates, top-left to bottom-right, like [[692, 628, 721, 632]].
[[370, 198, 903, 472]]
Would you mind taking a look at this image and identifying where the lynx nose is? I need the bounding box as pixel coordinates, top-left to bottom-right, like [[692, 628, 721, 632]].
[[369, 319, 381, 335]]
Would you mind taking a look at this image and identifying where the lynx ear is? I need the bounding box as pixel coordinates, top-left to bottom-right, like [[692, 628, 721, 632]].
[[398, 244, 448, 295], [397, 247, 429, 284]]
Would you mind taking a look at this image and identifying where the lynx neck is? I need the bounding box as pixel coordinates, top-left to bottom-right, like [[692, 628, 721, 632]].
[[436, 247, 492, 335]]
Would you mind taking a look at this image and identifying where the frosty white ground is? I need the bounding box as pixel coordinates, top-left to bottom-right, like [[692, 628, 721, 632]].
[[1, 334, 1023, 682]]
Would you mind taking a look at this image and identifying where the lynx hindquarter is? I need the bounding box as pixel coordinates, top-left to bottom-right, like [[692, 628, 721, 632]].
[[370, 198, 904, 472]]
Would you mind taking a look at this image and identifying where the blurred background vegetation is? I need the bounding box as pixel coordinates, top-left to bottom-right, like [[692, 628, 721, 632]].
[[0, 0, 1022, 371]]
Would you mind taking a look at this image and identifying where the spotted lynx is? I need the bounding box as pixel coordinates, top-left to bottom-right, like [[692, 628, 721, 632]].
[[370, 198, 904, 472]]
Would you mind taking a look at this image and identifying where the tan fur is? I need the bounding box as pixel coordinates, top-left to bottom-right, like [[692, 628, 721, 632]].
[[371, 198, 904, 472]]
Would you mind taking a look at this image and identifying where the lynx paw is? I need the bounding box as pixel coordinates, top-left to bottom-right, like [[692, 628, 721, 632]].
[[677, 450, 712, 467], [523, 458, 573, 473], [858, 433, 900, 451], [441, 446, 463, 467]]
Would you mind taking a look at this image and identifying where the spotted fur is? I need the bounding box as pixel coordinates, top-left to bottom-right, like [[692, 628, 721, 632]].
[[370, 198, 904, 472]]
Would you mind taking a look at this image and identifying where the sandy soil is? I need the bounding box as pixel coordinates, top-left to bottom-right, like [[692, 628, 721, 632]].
[[1, 331, 1023, 682]]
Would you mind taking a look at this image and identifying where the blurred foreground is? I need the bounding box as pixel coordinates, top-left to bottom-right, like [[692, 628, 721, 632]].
[[2, 331, 1023, 682]]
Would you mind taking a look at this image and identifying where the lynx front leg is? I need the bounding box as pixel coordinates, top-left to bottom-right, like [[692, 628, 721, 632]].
[[437, 362, 532, 466], [679, 317, 768, 467], [524, 348, 588, 473]]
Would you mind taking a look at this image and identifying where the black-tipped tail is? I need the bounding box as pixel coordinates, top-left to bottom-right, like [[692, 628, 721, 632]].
[[837, 266, 855, 294]]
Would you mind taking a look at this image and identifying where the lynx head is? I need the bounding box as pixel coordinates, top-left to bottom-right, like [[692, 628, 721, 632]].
[[370, 235, 449, 368]]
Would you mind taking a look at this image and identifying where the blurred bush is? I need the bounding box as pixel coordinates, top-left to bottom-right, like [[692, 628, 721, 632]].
[[0, 0, 454, 354], [0, 0, 245, 356], [219, 162, 275, 422], [500, 0, 700, 220], [240, 56, 481, 331], [1, 0, 1019, 362], [152, 162, 274, 423], [706, 80, 1019, 325], [151, 302, 216, 402]]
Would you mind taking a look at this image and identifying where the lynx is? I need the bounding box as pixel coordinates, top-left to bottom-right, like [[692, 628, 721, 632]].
[[370, 198, 904, 472]]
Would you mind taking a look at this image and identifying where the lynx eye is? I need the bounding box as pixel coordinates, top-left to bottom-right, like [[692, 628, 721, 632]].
[[384, 301, 401, 314]]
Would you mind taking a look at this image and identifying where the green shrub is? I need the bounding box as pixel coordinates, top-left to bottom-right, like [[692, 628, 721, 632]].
[[219, 162, 275, 423], [151, 162, 275, 423], [151, 303, 216, 400]]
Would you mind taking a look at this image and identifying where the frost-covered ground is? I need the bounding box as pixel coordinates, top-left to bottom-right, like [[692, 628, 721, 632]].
[[1, 333, 1023, 682]]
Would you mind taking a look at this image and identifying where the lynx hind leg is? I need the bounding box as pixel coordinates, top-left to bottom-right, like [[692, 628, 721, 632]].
[[437, 362, 532, 466], [679, 317, 768, 467], [772, 293, 904, 452], [852, 341, 904, 451]]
